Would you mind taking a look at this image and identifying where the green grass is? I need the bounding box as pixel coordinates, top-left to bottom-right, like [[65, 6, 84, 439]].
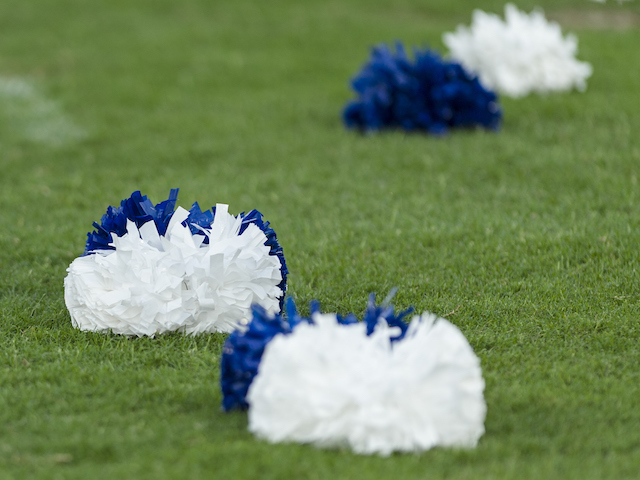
[[1, 0, 640, 478]]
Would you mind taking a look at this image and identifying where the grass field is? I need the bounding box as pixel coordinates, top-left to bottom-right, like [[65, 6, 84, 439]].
[[1, 0, 640, 478]]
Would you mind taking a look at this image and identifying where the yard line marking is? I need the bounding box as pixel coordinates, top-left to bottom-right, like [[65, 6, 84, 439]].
[[0, 76, 86, 146]]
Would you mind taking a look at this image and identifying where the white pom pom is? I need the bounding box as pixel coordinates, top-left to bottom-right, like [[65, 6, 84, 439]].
[[443, 4, 593, 98], [64, 205, 283, 336], [247, 312, 486, 456]]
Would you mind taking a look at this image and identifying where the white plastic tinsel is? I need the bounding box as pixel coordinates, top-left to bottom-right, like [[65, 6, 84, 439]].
[[247, 312, 486, 456], [443, 4, 593, 98], [64, 205, 283, 336]]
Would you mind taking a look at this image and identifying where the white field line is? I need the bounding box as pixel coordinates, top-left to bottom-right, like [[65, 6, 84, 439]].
[[0, 76, 86, 146]]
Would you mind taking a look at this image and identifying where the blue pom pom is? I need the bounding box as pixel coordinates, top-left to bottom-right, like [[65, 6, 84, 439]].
[[343, 42, 502, 134], [220, 293, 411, 411]]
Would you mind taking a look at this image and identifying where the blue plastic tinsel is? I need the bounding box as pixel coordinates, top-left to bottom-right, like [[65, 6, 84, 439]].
[[84, 189, 179, 254], [343, 42, 502, 134], [220, 294, 413, 411], [83, 189, 288, 301], [362, 292, 413, 342]]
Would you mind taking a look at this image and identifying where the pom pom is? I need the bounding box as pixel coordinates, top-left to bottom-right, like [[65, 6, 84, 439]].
[[342, 42, 501, 134], [443, 4, 593, 98], [64, 190, 287, 336], [248, 309, 486, 455], [84, 190, 288, 295]]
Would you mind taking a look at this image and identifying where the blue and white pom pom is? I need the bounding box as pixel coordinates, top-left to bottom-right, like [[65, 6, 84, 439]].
[[64, 189, 288, 337], [221, 293, 486, 455], [343, 42, 501, 134], [443, 4, 593, 98]]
